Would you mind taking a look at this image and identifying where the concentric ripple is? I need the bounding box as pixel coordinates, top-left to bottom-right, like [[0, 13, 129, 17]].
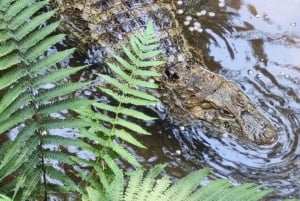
[[164, 0, 300, 200]]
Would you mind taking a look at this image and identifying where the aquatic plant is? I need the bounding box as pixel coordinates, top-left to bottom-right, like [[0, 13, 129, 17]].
[[0, 0, 291, 200]]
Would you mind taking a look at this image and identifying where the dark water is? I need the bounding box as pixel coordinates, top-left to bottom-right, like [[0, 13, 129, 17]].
[[130, 0, 300, 200], [59, 0, 300, 200]]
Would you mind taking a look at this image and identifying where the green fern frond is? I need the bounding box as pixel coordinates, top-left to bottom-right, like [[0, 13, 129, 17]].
[[0, 1, 95, 200], [25, 34, 65, 62], [0, 123, 37, 170], [14, 10, 56, 40], [8, 1, 50, 30], [108, 173, 125, 201], [19, 168, 43, 201], [123, 169, 144, 200], [19, 21, 61, 52], [188, 179, 231, 201], [0, 81, 27, 113], [75, 21, 164, 185], [113, 129, 147, 148], [38, 98, 92, 116], [3, 0, 34, 21], [0, 68, 26, 90], [0, 53, 22, 70], [109, 143, 141, 168], [45, 166, 79, 191], [0, 106, 35, 134], [30, 48, 76, 73], [163, 169, 212, 201], [42, 135, 93, 151], [33, 65, 86, 87], [92, 102, 156, 121], [0, 194, 12, 201], [83, 166, 272, 201], [36, 81, 91, 102]]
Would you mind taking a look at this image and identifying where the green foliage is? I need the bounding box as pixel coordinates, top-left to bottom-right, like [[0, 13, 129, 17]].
[[75, 21, 164, 179], [0, 0, 91, 200], [0, 1, 164, 199], [82, 165, 272, 201], [0, 1, 296, 201], [0, 194, 12, 201]]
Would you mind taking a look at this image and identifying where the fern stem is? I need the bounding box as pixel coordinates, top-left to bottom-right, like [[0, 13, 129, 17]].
[[39, 141, 48, 201]]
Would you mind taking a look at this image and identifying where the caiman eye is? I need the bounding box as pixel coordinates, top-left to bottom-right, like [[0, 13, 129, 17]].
[[200, 102, 214, 109], [221, 108, 234, 118]]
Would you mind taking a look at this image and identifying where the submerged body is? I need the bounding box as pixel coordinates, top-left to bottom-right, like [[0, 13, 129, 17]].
[[53, 0, 277, 144]]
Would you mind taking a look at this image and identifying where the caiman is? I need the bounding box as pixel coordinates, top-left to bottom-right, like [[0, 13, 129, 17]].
[[52, 0, 278, 145]]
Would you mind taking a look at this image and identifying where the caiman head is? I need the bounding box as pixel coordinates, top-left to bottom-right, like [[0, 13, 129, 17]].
[[165, 64, 278, 145]]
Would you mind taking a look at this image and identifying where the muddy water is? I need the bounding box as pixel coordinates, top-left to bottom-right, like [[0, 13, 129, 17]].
[[130, 0, 300, 200], [64, 0, 300, 200]]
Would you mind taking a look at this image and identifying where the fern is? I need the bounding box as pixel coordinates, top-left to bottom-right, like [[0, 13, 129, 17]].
[[0, 0, 93, 200], [75, 21, 164, 179], [1, 2, 296, 201], [0, 2, 164, 199], [82, 165, 273, 201], [0, 194, 12, 201]]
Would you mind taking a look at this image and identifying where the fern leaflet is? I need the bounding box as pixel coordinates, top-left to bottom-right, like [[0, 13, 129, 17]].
[[0, 1, 93, 200]]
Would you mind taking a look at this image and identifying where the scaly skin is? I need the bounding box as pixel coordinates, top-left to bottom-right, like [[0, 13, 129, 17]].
[[52, 0, 278, 144]]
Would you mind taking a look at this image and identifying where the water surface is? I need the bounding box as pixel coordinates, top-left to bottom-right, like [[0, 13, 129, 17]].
[[65, 1, 300, 200], [133, 0, 300, 200]]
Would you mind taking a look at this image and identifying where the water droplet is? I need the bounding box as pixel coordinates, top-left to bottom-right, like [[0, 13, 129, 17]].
[[175, 150, 182, 155], [280, 71, 285, 76], [41, 131, 48, 136], [196, 12, 202, 16], [148, 78, 155, 84], [218, 2, 225, 7], [255, 14, 260, 18], [256, 74, 262, 78], [263, 15, 270, 20], [176, 9, 184, 14], [83, 90, 92, 96], [176, 0, 183, 5], [184, 20, 190, 26], [199, 10, 207, 16], [290, 22, 296, 27], [185, 16, 192, 21], [247, 69, 254, 75], [196, 27, 203, 33], [208, 12, 216, 17], [147, 156, 158, 163], [179, 126, 185, 131], [156, 102, 166, 112], [293, 78, 299, 84], [193, 21, 201, 28], [188, 26, 195, 32]]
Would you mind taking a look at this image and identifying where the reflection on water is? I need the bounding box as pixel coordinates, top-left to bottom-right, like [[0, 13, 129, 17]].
[[65, 0, 300, 200], [164, 0, 300, 200]]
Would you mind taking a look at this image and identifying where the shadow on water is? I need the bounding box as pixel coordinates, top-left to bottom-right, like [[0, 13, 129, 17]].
[[57, 0, 300, 200]]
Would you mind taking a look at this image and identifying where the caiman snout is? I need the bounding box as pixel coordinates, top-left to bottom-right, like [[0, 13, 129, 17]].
[[241, 111, 278, 145], [183, 75, 278, 145]]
